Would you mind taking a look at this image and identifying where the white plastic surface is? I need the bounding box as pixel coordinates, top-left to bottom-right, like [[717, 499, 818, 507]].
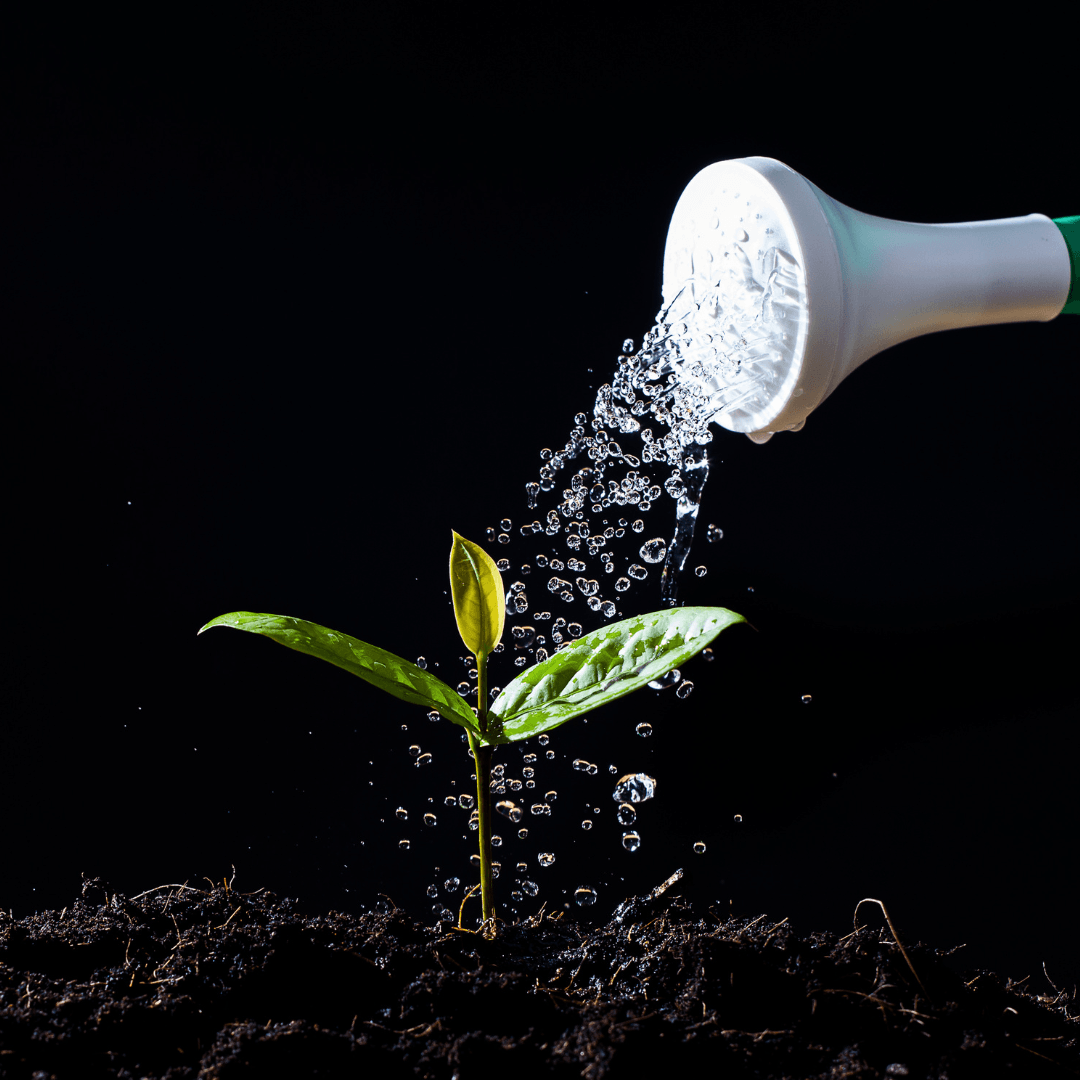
[[663, 157, 1072, 438]]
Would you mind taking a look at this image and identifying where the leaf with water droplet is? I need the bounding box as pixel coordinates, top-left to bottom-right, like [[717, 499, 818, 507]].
[[198, 612, 481, 736], [449, 531, 505, 658], [487, 606, 745, 743]]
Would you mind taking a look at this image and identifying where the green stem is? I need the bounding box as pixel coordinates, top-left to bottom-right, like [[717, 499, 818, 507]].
[[467, 729, 495, 927], [469, 650, 496, 928]]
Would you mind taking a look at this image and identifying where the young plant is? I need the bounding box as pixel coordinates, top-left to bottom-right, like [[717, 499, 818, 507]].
[[199, 531, 744, 933]]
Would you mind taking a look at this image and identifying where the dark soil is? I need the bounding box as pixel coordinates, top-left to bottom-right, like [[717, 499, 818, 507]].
[[1, 874, 1077, 1079]]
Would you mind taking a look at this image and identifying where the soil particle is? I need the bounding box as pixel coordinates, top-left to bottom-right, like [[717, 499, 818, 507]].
[[1, 874, 1077, 1078]]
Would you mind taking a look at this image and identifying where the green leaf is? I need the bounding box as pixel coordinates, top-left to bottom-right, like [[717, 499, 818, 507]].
[[488, 606, 745, 744], [198, 612, 481, 734], [449, 531, 505, 658]]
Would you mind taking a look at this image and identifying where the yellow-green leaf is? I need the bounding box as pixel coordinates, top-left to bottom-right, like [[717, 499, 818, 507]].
[[449, 531, 505, 657]]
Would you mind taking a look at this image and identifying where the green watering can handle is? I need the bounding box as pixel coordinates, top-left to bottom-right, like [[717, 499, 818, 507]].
[[1053, 216, 1080, 314]]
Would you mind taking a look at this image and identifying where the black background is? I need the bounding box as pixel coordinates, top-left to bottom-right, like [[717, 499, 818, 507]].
[[3, 5, 1076, 990]]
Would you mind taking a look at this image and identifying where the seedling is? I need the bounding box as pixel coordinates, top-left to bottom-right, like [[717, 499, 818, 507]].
[[199, 531, 744, 934]]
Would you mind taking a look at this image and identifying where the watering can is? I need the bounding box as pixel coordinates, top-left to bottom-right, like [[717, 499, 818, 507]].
[[663, 157, 1078, 443]]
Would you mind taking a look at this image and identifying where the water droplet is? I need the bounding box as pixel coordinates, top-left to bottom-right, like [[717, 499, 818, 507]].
[[664, 475, 686, 499], [530, 803, 551, 816], [621, 338, 635, 353], [647, 669, 680, 690], [627, 564, 648, 581], [415, 753, 433, 767], [398, 839, 410, 850], [639, 538, 667, 564], [423, 813, 436, 826], [491, 835, 502, 847], [622, 832, 641, 852], [707, 524, 724, 542], [427, 884, 438, 897], [428, 710, 440, 722], [675, 680, 694, 699], [517, 828, 528, 839], [613, 773, 656, 803], [702, 647, 714, 662], [734, 813, 743, 823], [635, 722, 653, 737], [616, 802, 637, 826], [443, 796, 456, 807], [416, 656, 428, 670], [575, 886, 597, 907], [631, 519, 645, 534], [572, 758, 592, 772], [496, 558, 510, 571], [538, 852, 555, 867], [615, 576, 631, 592], [693, 841, 706, 854], [694, 566, 707, 578], [496, 800, 523, 823], [500, 517, 512, 531], [801, 694, 812, 704], [522, 880, 539, 897], [395, 807, 407, 820], [581, 819, 593, 830], [459, 794, 474, 810], [408, 746, 420, 757]]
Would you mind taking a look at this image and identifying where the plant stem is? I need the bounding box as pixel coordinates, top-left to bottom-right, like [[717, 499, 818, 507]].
[[469, 649, 496, 928], [467, 729, 495, 928]]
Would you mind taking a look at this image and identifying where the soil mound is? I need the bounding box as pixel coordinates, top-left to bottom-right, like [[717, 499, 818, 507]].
[[1, 874, 1077, 1078]]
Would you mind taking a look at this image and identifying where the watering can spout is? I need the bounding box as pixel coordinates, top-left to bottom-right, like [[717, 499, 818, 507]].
[[662, 157, 1078, 442]]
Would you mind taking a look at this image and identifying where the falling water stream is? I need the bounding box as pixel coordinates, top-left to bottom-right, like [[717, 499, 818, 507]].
[[399, 205, 807, 919]]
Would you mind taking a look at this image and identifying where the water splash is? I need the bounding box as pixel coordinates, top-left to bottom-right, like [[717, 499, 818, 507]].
[[395, 208, 805, 918]]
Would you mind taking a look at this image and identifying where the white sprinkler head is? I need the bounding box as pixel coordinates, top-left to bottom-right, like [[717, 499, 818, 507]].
[[662, 157, 1075, 442]]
